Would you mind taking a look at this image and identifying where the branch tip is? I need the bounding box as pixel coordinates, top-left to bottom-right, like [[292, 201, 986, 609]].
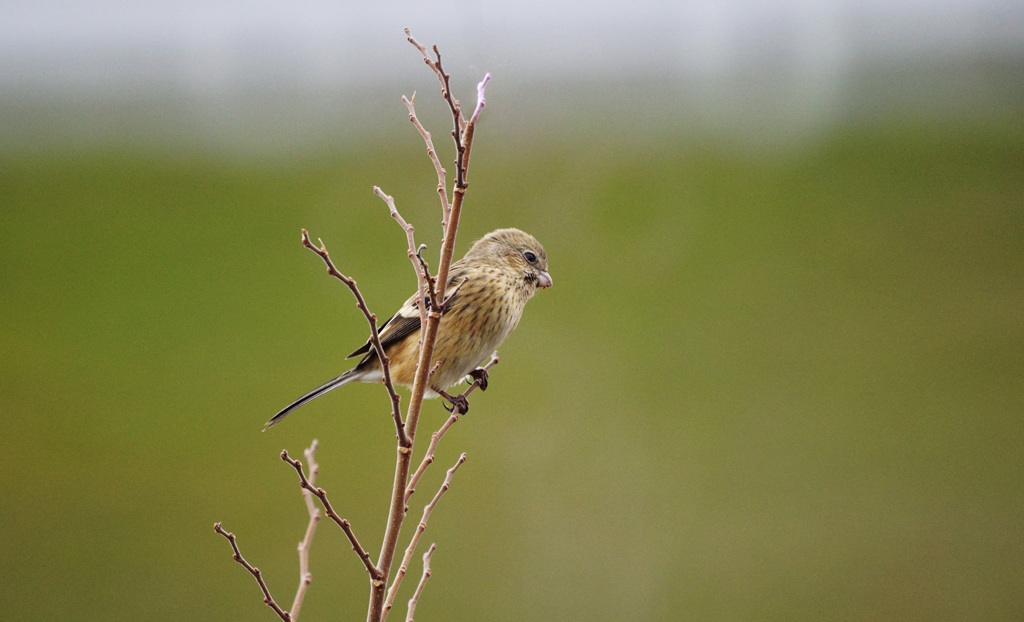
[[215, 523, 290, 620], [406, 543, 437, 621]]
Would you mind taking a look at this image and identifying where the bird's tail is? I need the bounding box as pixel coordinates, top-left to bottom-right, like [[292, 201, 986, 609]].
[[263, 369, 360, 430]]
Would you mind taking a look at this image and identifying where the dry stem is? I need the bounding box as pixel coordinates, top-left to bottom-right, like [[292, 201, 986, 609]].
[[404, 29, 467, 138], [368, 32, 487, 622], [414, 245, 439, 308], [367, 32, 489, 622], [401, 95, 451, 227], [282, 450, 383, 581], [214, 522, 291, 621], [374, 186, 430, 330], [405, 544, 437, 622], [383, 454, 467, 618], [300, 229, 408, 447], [289, 440, 321, 620]]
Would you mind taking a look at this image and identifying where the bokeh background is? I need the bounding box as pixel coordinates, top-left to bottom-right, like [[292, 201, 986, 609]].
[[2, 1, 1022, 620]]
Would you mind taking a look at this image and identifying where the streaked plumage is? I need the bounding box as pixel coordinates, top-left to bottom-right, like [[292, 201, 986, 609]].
[[265, 228, 551, 429]]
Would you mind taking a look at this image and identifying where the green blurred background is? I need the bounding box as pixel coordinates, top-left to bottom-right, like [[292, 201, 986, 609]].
[[2, 4, 1024, 620]]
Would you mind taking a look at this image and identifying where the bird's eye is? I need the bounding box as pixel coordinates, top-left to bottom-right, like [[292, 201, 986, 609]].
[[523, 250, 537, 263]]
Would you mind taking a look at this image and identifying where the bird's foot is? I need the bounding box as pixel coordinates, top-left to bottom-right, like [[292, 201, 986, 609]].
[[439, 391, 470, 415], [468, 367, 489, 391]]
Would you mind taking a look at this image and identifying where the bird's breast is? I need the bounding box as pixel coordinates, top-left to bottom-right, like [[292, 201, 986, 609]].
[[427, 275, 527, 390]]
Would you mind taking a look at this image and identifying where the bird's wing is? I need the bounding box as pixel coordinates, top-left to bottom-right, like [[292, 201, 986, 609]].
[[346, 263, 469, 360], [346, 293, 421, 359]]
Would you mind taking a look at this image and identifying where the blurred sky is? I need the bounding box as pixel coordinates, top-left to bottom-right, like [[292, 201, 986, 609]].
[[1, 1, 1022, 152], [3, 0, 1023, 92]]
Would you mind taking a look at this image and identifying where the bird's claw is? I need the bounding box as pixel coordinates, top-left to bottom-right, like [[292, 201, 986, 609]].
[[441, 392, 470, 414], [468, 367, 489, 391]]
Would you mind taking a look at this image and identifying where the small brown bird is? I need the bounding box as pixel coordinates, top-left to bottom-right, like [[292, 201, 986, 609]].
[[265, 228, 551, 429]]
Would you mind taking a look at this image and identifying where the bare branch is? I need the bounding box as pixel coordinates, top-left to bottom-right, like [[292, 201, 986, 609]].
[[424, 359, 444, 385], [373, 187, 429, 331], [431, 45, 467, 147], [404, 30, 467, 135], [403, 35, 443, 89], [300, 229, 409, 447], [404, 29, 469, 194], [220, 33, 496, 622], [289, 440, 321, 621], [383, 454, 466, 618], [414, 245, 439, 309], [439, 277, 469, 313], [429, 56, 488, 311], [402, 95, 451, 228], [406, 353, 498, 506], [369, 34, 491, 622], [405, 544, 437, 622], [281, 450, 383, 582], [214, 523, 291, 621]]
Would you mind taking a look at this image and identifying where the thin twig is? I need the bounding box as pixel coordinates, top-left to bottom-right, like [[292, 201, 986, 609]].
[[404, 29, 469, 197], [214, 523, 291, 621], [431, 45, 466, 163], [406, 353, 498, 506], [404, 30, 467, 135], [414, 245, 438, 309], [439, 277, 469, 312], [374, 187, 429, 331], [289, 440, 321, 621], [405, 544, 437, 622], [300, 229, 409, 447], [383, 454, 466, 618], [402, 95, 451, 228], [281, 450, 383, 582], [424, 360, 444, 385]]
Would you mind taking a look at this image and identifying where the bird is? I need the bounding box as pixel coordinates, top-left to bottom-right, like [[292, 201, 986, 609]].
[[264, 228, 551, 430]]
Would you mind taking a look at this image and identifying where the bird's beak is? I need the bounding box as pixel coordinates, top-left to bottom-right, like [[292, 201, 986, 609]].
[[537, 270, 553, 289]]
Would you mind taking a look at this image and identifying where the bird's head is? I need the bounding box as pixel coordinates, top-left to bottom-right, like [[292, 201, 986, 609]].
[[467, 228, 552, 290]]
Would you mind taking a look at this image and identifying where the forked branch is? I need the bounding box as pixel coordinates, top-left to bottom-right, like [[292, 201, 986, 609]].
[[383, 454, 467, 618], [404, 30, 467, 141], [300, 229, 408, 447], [282, 450, 383, 582], [368, 33, 491, 622]]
